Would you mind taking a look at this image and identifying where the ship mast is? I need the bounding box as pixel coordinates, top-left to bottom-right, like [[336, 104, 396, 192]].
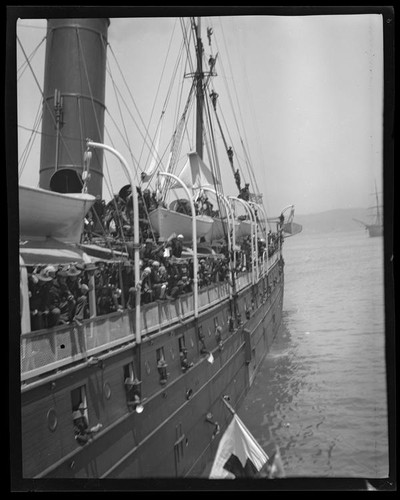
[[194, 17, 204, 160]]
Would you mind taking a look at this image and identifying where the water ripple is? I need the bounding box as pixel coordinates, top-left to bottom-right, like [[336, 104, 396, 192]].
[[238, 231, 388, 478]]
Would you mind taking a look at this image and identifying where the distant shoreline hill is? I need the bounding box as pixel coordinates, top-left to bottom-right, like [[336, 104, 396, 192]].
[[293, 208, 370, 234]]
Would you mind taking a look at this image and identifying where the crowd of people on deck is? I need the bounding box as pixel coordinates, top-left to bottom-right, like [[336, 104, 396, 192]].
[[26, 229, 282, 332], [82, 187, 261, 244]]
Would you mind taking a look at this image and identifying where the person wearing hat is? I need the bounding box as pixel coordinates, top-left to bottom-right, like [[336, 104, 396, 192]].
[[140, 267, 153, 304], [140, 238, 155, 266], [120, 260, 134, 309], [152, 236, 168, 265], [167, 268, 185, 300], [72, 283, 90, 323], [158, 265, 168, 284], [66, 265, 82, 300], [29, 265, 61, 328], [198, 259, 210, 288], [28, 267, 54, 330], [171, 234, 184, 258], [215, 325, 223, 348], [48, 266, 76, 325], [72, 403, 102, 446], [150, 261, 167, 300], [96, 283, 115, 316], [179, 347, 193, 372]]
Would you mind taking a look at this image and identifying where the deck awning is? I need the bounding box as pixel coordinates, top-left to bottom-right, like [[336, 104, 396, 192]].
[[19, 238, 92, 266]]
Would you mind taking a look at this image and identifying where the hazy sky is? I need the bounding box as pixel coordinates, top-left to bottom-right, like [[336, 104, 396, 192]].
[[16, 11, 384, 216]]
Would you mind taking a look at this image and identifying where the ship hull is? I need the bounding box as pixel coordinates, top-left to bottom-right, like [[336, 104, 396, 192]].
[[21, 259, 284, 478]]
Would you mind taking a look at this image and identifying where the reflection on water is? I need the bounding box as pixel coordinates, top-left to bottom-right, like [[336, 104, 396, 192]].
[[238, 231, 388, 478]]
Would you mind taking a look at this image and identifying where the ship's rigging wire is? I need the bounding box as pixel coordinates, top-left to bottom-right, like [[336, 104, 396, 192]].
[[179, 18, 196, 154], [214, 17, 270, 228], [138, 17, 179, 172], [211, 21, 249, 176], [160, 19, 197, 199], [76, 25, 132, 246], [94, 22, 193, 245], [212, 23, 245, 170], [75, 30, 131, 252], [235, 27, 272, 228], [139, 30, 193, 193], [107, 65, 139, 182], [203, 92, 228, 237], [17, 35, 46, 82], [106, 47, 179, 188], [18, 19, 270, 246], [17, 35, 82, 181], [106, 26, 187, 188], [75, 28, 111, 175], [76, 30, 136, 251], [17, 27, 126, 253], [107, 44, 157, 173], [18, 102, 43, 179], [105, 24, 183, 190]]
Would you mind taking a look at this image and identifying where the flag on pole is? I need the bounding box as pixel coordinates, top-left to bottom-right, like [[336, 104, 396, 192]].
[[209, 414, 284, 479]]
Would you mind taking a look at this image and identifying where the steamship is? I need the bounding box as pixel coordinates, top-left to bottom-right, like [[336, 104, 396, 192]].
[[18, 17, 300, 478]]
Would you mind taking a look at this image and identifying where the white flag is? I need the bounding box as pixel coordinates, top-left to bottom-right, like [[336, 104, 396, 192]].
[[209, 414, 269, 478]]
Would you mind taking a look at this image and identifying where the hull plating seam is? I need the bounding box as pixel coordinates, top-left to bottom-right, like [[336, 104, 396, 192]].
[[101, 284, 284, 478]]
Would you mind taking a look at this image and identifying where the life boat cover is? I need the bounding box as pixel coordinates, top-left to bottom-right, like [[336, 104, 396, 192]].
[[19, 185, 95, 243]]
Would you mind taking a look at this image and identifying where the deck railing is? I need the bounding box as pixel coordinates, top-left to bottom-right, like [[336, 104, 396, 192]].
[[20, 256, 280, 382]]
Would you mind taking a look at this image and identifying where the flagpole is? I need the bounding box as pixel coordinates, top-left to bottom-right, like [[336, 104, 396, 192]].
[[221, 395, 236, 415]]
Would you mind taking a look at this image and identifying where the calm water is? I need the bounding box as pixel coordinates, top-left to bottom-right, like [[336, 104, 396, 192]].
[[238, 229, 389, 478]]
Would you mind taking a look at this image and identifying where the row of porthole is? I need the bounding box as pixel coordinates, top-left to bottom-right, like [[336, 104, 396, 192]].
[[47, 368, 191, 434], [144, 312, 228, 375], [47, 295, 259, 433], [46, 285, 269, 435]]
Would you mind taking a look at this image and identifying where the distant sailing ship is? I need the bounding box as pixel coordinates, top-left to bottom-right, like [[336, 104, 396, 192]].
[[18, 16, 301, 478], [353, 183, 383, 237]]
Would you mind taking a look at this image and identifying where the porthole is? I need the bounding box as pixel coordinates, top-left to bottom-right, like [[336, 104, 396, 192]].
[[47, 408, 58, 432], [103, 382, 111, 400]]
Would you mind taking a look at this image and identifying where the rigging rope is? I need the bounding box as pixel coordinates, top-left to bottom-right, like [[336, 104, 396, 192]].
[[107, 65, 139, 182], [17, 35, 80, 180], [203, 93, 228, 239], [138, 17, 179, 171], [18, 102, 43, 179], [160, 19, 193, 198], [215, 17, 270, 221], [17, 35, 46, 82]]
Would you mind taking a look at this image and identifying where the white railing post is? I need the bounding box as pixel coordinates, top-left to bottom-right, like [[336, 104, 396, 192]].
[[201, 187, 236, 297], [86, 140, 141, 343], [158, 172, 199, 318], [228, 196, 257, 285]]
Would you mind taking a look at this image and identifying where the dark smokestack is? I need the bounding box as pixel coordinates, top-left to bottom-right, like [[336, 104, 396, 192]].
[[39, 18, 109, 197]]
